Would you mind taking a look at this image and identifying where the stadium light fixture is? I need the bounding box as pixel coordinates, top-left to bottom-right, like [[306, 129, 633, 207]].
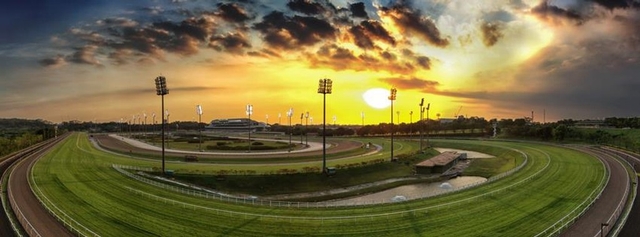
[[389, 88, 397, 161], [318, 78, 332, 173], [196, 105, 203, 151], [155, 76, 169, 175], [287, 108, 294, 149], [246, 104, 253, 152]]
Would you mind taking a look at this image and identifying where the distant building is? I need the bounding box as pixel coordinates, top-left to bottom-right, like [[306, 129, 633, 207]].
[[205, 118, 269, 132], [415, 151, 465, 175]]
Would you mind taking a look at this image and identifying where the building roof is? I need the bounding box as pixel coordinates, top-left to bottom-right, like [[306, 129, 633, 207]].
[[416, 151, 461, 167]]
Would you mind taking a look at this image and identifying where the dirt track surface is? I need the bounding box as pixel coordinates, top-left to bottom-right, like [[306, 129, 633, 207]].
[[603, 147, 640, 237], [93, 134, 365, 160], [7, 139, 74, 237], [561, 146, 632, 237]]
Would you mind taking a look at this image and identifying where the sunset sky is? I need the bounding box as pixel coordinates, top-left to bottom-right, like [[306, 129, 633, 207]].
[[1, 0, 639, 125]]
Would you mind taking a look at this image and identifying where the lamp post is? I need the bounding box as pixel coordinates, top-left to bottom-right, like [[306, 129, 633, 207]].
[[278, 113, 282, 124], [246, 104, 253, 152], [410, 111, 413, 138], [397, 111, 400, 125], [419, 98, 424, 152], [152, 113, 156, 135], [266, 114, 269, 125], [300, 113, 304, 144], [318, 78, 332, 173], [425, 102, 430, 148], [165, 109, 170, 149], [143, 113, 147, 135], [361, 111, 364, 127], [305, 111, 309, 146], [389, 88, 397, 161], [287, 108, 294, 149], [154, 76, 169, 175], [333, 115, 337, 126], [196, 105, 203, 151]]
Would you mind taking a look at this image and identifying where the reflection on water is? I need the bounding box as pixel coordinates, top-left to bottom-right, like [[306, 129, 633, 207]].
[[330, 176, 487, 205]]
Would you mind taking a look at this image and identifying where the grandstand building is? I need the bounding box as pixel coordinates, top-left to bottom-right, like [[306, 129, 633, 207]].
[[205, 118, 269, 132]]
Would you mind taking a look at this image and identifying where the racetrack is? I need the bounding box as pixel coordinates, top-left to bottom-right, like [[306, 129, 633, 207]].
[[560, 146, 632, 237], [6, 136, 74, 237]]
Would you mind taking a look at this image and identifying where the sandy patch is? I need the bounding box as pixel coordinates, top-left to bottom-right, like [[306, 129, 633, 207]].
[[434, 148, 494, 158]]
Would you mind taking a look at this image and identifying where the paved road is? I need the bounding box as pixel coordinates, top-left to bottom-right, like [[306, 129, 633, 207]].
[[7, 138, 74, 237], [561, 146, 631, 237]]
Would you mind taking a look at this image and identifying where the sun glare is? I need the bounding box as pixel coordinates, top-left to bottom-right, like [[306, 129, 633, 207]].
[[362, 88, 391, 109]]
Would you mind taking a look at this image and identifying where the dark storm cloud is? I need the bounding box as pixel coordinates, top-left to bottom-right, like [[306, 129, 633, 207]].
[[306, 43, 425, 74], [247, 48, 281, 58], [287, 0, 326, 15], [591, 0, 640, 10], [253, 11, 337, 50], [381, 77, 439, 91], [152, 17, 214, 41], [350, 2, 368, 18], [380, 2, 449, 47], [39, 55, 67, 68], [480, 22, 503, 47], [215, 3, 251, 23], [209, 32, 251, 54], [531, 1, 584, 24], [349, 20, 396, 49], [415, 56, 431, 69]]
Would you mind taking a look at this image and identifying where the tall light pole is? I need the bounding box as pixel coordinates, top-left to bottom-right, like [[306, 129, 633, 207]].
[[305, 111, 309, 146], [196, 105, 203, 151], [318, 78, 332, 173], [333, 115, 337, 126], [165, 109, 170, 148], [152, 113, 156, 135], [410, 111, 413, 138], [300, 113, 304, 144], [361, 111, 365, 127], [419, 98, 424, 152], [278, 113, 282, 124], [155, 76, 169, 175], [287, 108, 294, 149], [246, 104, 253, 152], [266, 114, 269, 125], [425, 102, 431, 148], [143, 113, 147, 135], [389, 88, 397, 161]]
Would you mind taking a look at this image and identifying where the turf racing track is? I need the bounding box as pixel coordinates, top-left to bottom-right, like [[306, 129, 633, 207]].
[[1, 133, 637, 236]]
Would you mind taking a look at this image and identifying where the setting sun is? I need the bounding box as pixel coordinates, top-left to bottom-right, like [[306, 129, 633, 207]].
[[362, 88, 392, 109]]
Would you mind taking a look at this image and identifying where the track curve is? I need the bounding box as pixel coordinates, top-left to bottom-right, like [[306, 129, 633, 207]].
[[561, 146, 632, 237], [6, 135, 74, 237]]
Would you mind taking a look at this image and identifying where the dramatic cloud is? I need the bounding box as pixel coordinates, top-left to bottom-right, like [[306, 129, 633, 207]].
[[287, 0, 326, 15], [380, 2, 449, 47], [215, 3, 251, 23], [253, 11, 337, 49], [39, 55, 67, 68], [350, 2, 368, 18], [67, 45, 102, 66], [381, 77, 440, 92], [591, 0, 640, 10], [349, 20, 396, 49], [480, 22, 503, 47], [209, 32, 251, 54], [531, 1, 584, 24]]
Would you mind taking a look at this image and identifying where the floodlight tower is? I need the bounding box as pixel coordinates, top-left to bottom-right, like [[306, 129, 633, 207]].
[[196, 105, 203, 151], [419, 98, 424, 151], [154, 76, 169, 175], [143, 113, 147, 135], [410, 111, 413, 138], [425, 102, 431, 148], [246, 104, 253, 152], [287, 108, 294, 149], [305, 111, 309, 146], [300, 113, 305, 144], [318, 78, 332, 173], [389, 88, 397, 161]]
